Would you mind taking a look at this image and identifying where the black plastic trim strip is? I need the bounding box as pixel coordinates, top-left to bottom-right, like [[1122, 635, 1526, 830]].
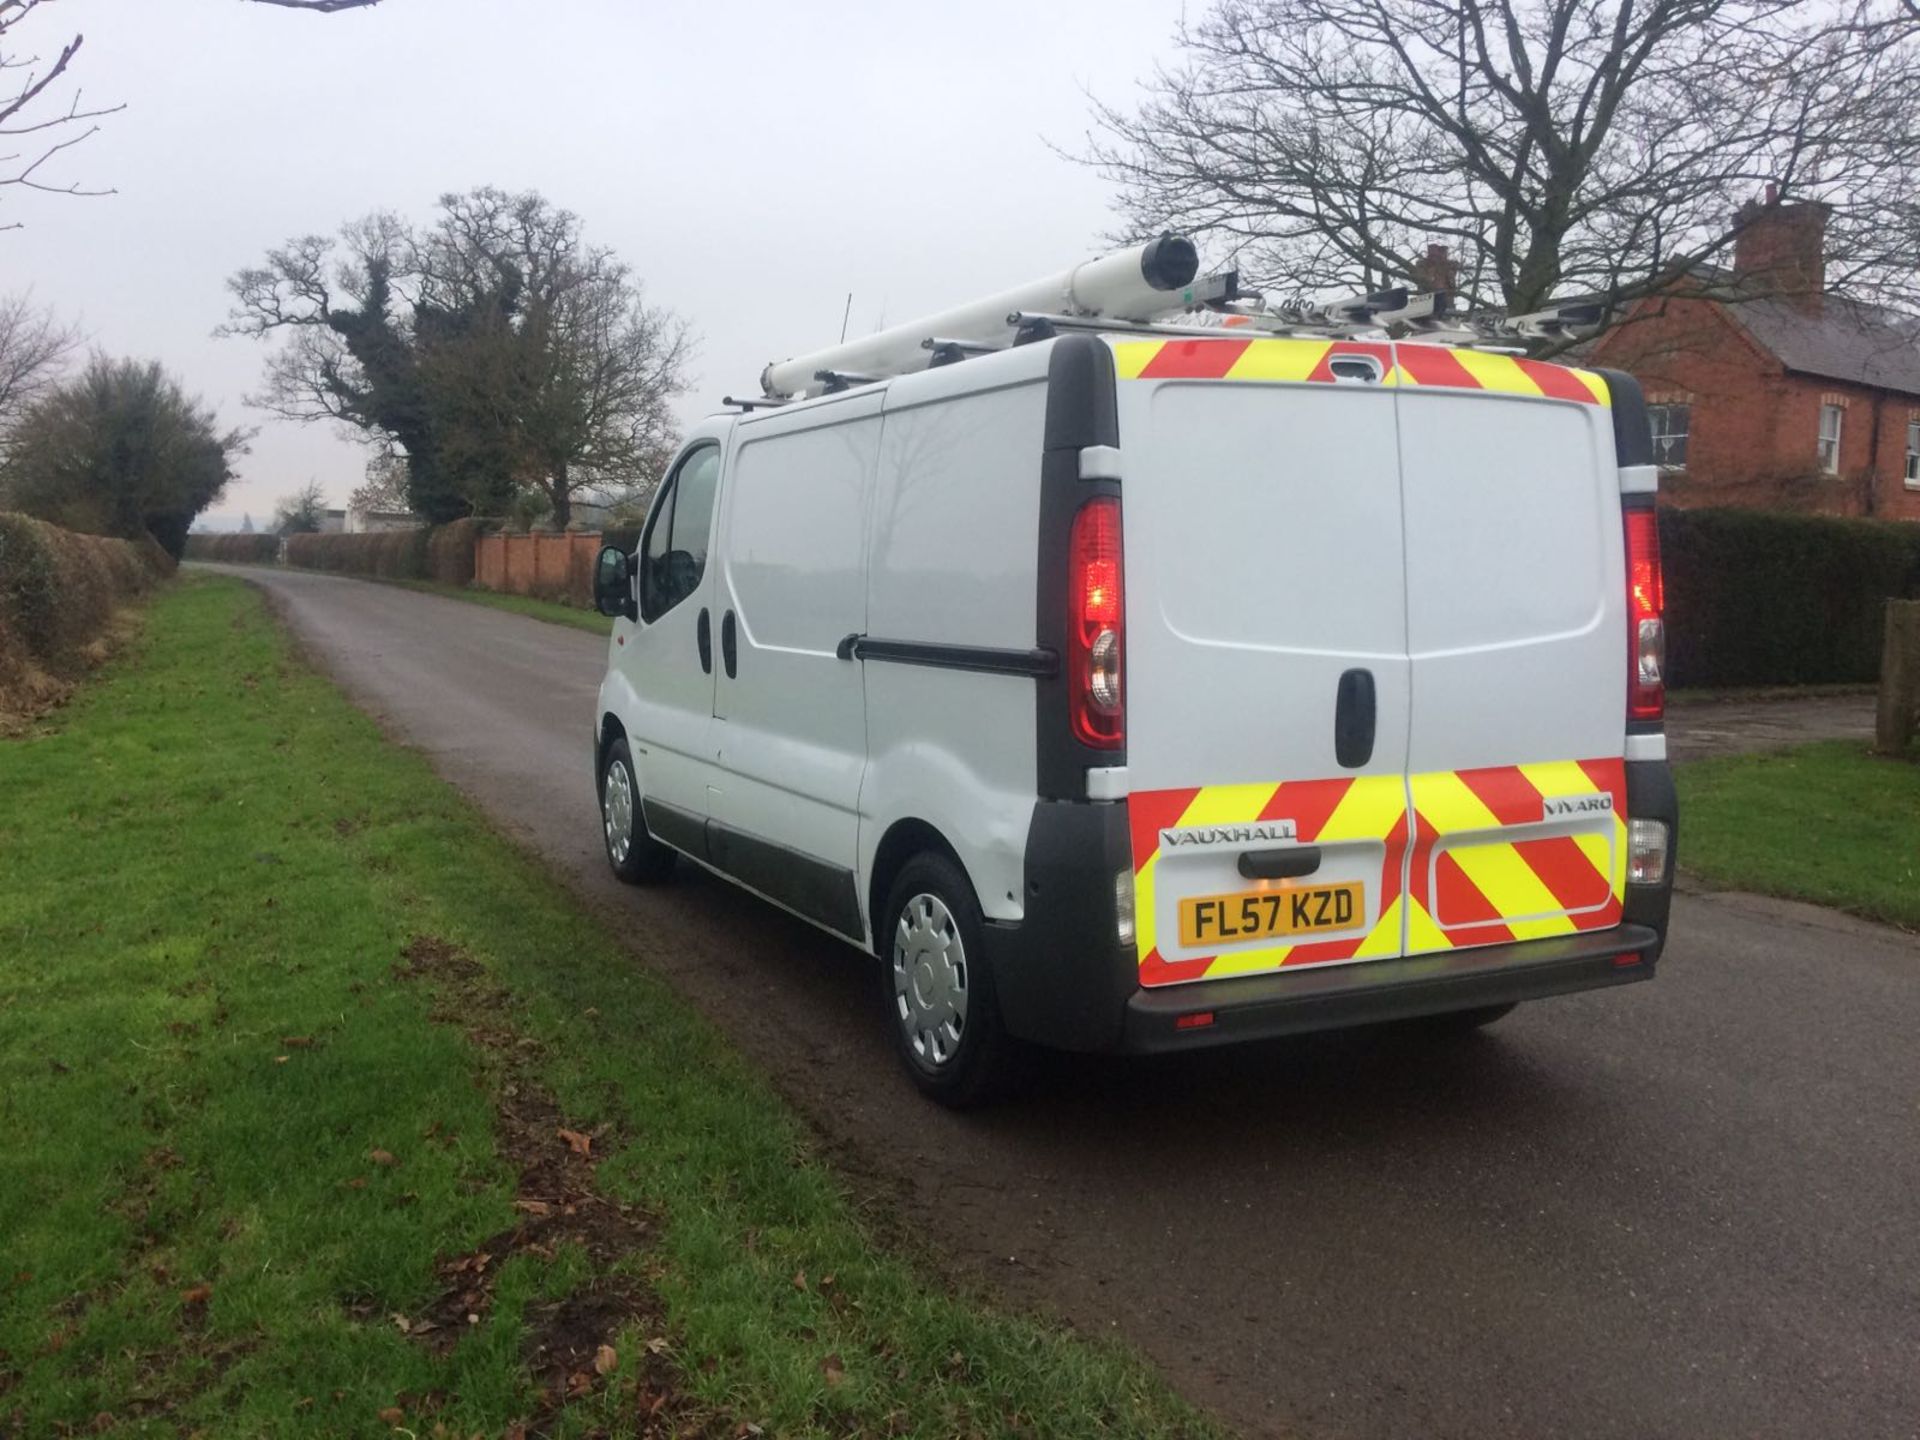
[[1036, 334, 1123, 799], [1596, 368, 1654, 468], [704, 819, 865, 940], [837, 635, 1058, 678], [641, 797, 707, 862], [1122, 923, 1662, 1054]]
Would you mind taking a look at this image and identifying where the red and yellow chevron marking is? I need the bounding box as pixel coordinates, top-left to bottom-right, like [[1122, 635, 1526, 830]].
[[1128, 758, 1630, 985], [1127, 775, 1408, 987], [1108, 336, 1610, 406], [1406, 758, 1627, 955]]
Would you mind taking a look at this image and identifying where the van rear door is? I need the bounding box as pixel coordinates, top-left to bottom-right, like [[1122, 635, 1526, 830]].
[[1390, 346, 1629, 954], [1114, 338, 1414, 987]]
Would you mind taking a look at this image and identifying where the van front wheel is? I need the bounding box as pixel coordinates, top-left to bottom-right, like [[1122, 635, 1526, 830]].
[[881, 853, 1029, 1107], [600, 738, 676, 885]]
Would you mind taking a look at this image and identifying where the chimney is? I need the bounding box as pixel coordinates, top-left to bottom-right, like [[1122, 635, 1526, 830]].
[[1411, 242, 1459, 296], [1731, 183, 1830, 314]]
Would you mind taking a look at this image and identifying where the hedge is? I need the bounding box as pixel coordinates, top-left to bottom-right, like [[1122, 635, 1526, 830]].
[[0, 512, 173, 725], [184, 533, 280, 564], [281, 520, 482, 586], [1661, 507, 1920, 688]]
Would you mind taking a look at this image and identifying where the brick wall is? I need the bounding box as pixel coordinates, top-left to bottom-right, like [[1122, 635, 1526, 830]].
[[1593, 298, 1920, 522], [473, 531, 602, 606]]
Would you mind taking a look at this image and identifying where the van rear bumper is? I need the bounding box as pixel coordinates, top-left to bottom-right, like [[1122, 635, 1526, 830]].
[[1118, 925, 1659, 1054], [992, 781, 1673, 1055]]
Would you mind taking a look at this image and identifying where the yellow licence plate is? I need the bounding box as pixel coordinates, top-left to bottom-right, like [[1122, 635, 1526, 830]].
[[1178, 882, 1365, 949]]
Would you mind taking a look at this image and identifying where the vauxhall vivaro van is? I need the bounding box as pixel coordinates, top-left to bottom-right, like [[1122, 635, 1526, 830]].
[[592, 320, 1677, 1105]]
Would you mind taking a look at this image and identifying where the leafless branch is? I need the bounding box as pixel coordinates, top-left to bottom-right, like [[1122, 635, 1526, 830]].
[[1082, 0, 1920, 329], [245, 0, 383, 10]]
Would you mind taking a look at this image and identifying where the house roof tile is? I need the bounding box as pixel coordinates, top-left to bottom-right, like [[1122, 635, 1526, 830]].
[[1726, 295, 1920, 397]]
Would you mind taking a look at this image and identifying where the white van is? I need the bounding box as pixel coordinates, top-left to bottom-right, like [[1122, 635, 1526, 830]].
[[592, 327, 1676, 1105]]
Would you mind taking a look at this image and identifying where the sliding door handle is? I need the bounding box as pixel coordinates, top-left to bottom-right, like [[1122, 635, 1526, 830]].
[[720, 610, 738, 679], [696, 608, 712, 674]]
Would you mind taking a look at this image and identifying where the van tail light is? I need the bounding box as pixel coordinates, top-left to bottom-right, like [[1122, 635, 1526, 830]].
[[1068, 496, 1125, 749], [1624, 508, 1665, 722]]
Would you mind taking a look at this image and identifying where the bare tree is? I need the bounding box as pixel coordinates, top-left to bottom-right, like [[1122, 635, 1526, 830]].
[[272, 478, 328, 535], [226, 188, 693, 527], [1085, 1, 1920, 330], [0, 0, 123, 227], [0, 0, 381, 228], [347, 447, 409, 515], [0, 290, 79, 436]]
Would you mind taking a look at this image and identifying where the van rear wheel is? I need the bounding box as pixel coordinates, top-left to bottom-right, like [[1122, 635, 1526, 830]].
[[881, 853, 1029, 1108], [600, 737, 676, 885]]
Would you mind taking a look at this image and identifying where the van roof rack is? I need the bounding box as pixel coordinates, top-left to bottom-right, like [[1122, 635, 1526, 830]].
[[750, 241, 1607, 401]]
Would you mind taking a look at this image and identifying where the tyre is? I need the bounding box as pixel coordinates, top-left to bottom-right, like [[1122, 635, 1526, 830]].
[[880, 852, 1031, 1108], [599, 736, 677, 885]]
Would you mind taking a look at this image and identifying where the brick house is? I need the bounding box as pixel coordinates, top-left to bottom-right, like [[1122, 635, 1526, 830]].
[[1588, 193, 1920, 521]]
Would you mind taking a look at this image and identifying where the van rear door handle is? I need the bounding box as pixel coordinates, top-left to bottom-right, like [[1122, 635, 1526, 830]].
[[720, 610, 738, 679], [1334, 668, 1376, 769], [696, 608, 712, 674], [1238, 846, 1323, 880]]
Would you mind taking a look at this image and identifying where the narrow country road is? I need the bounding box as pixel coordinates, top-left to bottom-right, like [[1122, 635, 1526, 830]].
[[203, 566, 1920, 1440]]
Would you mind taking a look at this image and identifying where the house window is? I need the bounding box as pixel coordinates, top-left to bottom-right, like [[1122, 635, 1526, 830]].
[[1906, 419, 1919, 490], [1647, 403, 1690, 470], [1818, 404, 1845, 476]]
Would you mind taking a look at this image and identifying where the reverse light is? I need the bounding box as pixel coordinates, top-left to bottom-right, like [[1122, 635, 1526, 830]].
[[1628, 817, 1670, 885], [1068, 497, 1125, 748], [1114, 866, 1137, 948], [1624, 508, 1666, 721]]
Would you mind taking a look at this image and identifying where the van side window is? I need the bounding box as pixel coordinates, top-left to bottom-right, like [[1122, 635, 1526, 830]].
[[639, 444, 720, 622]]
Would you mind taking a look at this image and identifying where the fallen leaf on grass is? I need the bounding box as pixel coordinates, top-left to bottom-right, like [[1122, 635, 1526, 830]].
[[565, 1370, 593, 1398], [822, 1352, 846, 1388], [511, 1198, 552, 1217], [344, 1177, 367, 1191], [369, 1148, 397, 1167], [281, 1035, 314, 1048], [273, 1055, 290, 1065], [556, 1128, 592, 1158], [645, 1336, 670, 1356], [593, 1343, 618, 1375], [791, 1270, 807, 1292], [179, 1284, 212, 1306], [377, 1406, 404, 1425]]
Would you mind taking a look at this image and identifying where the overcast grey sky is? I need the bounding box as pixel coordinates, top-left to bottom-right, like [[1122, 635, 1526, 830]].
[[4, 0, 1192, 526]]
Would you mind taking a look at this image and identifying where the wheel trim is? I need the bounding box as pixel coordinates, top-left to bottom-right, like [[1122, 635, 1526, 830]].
[[892, 892, 968, 1070], [603, 760, 634, 864]]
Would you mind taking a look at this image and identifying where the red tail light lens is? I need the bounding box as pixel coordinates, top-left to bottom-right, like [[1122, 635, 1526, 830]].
[[1068, 497, 1125, 749], [1624, 508, 1665, 721]]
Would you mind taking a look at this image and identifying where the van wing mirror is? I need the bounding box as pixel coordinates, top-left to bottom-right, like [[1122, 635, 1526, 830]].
[[594, 545, 638, 621]]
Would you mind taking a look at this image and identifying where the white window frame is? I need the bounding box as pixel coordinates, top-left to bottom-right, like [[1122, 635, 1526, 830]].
[[1818, 403, 1845, 476], [1906, 418, 1920, 490], [1647, 402, 1691, 471]]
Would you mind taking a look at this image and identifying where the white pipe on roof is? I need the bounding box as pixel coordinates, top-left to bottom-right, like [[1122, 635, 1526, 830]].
[[760, 235, 1203, 399]]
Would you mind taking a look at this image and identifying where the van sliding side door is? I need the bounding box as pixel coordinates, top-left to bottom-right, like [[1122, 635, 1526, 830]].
[[704, 391, 884, 942]]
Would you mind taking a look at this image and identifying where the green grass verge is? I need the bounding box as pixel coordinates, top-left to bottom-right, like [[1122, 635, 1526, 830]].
[[0, 576, 1217, 1439], [390, 580, 612, 636], [1676, 740, 1920, 929]]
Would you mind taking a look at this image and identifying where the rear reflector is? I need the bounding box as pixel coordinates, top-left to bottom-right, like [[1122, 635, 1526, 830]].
[[1624, 508, 1665, 721], [1175, 1011, 1216, 1031], [1612, 953, 1645, 968]]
